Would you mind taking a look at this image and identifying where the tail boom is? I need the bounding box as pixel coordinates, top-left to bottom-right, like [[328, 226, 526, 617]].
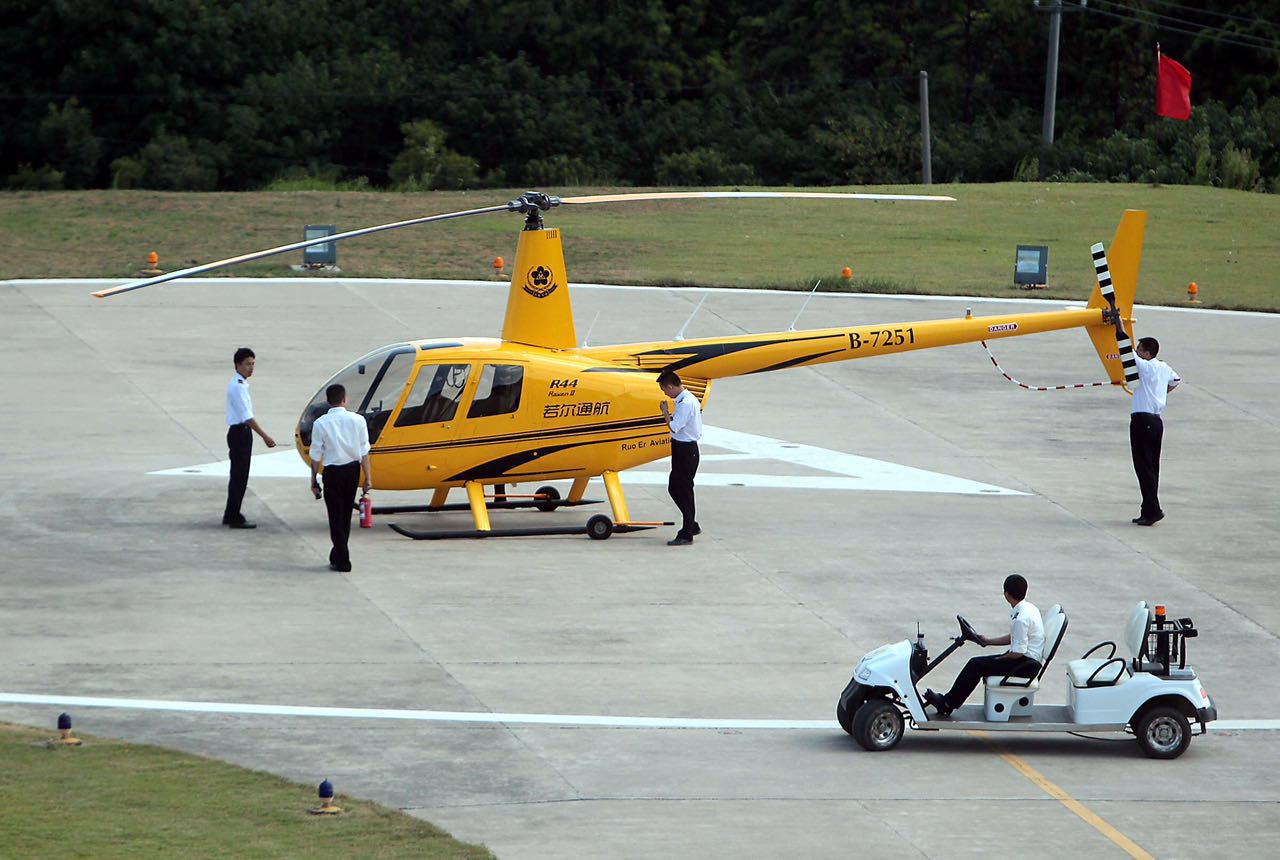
[[578, 209, 1146, 387], [579, 306, 1104, 380]]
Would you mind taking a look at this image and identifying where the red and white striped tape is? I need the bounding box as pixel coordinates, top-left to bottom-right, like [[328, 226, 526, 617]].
[[981, 340, 1117, 391]]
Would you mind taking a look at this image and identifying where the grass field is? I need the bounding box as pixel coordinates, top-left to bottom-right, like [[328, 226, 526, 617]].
[[1, 183, 1276, 311], [0, 721, 493, 859]]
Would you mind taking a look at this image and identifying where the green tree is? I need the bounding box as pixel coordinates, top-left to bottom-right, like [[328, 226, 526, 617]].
[[388, 119, 478, 189], [36, 98, 102, 188], [137, 132, 218, 190]]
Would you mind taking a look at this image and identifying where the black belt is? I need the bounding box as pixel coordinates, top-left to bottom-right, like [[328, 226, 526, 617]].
[[325, 460, 360, 469], [672, 439, 699, 445]]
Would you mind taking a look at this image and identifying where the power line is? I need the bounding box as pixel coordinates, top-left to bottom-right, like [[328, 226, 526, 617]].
[[1091, 0, 1280, 49], [1077, 1, 1280, 55], [1137, 0, 1277, 31]]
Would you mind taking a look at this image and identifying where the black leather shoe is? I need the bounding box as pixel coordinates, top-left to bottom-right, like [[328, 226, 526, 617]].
[[228, 520, 257, 529], [329, 562, 351, 572], [1134, 512, 1164, 526], [923, 689, 952, 716], [690, 524, 701, 536], [667, 536, 693, 546]]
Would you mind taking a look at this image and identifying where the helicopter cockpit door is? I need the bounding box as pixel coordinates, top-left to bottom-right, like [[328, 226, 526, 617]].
[[390, 363, 472, 431], [367, 361, 475, 487], [450, 363, 530, 481]]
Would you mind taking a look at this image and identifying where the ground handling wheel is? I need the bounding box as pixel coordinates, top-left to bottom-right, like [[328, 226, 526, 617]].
[[1135, 705, 1192, 759], [852, 698, 904, 752], [586, 514, 614, 540], [534, 485, 561, 512]]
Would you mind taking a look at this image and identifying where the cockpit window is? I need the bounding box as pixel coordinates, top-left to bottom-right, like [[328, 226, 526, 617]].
[[395, 364, 470, 427], [467, 364, 524, 418], [298, 343, 416, 446]]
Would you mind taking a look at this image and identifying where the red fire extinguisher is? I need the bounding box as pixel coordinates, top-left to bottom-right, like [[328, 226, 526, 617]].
[[359, 492, 373, 528]]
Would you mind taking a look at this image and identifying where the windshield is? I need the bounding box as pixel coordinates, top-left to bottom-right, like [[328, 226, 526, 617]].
[[298, 343, 417, 446]]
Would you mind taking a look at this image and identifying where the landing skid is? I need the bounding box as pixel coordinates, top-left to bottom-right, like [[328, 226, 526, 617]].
[[384, 474, 670, 541], [375, 499, 601, 514], [387, 518, 662, 541]]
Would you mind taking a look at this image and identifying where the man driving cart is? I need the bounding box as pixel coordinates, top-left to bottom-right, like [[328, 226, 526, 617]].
[[924, 575, 1044, 717]]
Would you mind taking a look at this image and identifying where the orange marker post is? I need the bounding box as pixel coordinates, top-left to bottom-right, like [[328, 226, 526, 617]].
[[841, 266, 853, 281], [1187, 282, 1200, 303]]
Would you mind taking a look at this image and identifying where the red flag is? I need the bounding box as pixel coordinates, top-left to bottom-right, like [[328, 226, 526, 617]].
[[1156, 52, 1192, 120]]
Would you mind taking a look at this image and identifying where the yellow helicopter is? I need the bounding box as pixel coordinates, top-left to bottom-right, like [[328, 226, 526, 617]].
[[94, 191, 1145, 540]]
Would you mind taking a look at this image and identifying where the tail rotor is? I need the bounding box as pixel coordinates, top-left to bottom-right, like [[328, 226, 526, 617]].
[[1085, 210, 1147, 391]]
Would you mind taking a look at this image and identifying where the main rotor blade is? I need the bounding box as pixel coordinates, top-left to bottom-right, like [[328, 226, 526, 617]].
[[559, 191, 956, 205], [92, 202, 513, 298]]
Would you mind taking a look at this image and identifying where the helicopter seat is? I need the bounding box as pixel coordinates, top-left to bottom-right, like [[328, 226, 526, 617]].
[[982, 604, 1067, 721], [1067, 602, 1149, 688]]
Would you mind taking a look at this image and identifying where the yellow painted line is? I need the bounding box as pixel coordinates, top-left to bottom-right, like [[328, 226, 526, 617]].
[[973, 732, 1153, 860]]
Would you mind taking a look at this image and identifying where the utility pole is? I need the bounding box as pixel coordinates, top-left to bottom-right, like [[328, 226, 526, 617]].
[[1034, 1, 1087, 179], [919, 70, 932, 185], [1041, 0, 1062, 153]]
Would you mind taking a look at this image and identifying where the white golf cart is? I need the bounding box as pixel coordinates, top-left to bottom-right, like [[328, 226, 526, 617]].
[[836, 601, 1216, 759]]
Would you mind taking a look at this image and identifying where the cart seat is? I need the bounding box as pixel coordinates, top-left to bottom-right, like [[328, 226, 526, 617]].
[[1067, 602, 1149, 688], [983, 604, 1067, 721], [1068, 659, 1130, 687]]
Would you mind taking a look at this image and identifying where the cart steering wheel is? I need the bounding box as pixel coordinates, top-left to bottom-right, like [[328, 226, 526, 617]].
[[957, 615, 982, 644]]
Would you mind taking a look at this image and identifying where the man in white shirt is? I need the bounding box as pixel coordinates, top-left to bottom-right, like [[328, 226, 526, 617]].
[[223, 347, 276, 529], [658, 370, 703, 546], [1130, 337, 1181, 526], [924, 574, 1044, 717], [308, 384, 372, 572]]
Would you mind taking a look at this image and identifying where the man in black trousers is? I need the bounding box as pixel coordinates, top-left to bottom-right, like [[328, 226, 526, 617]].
[[658, 370, 704, 546], [1129, 337, 1181, 526], [308, 384, 372, 572], [223, 347, 276, 528]]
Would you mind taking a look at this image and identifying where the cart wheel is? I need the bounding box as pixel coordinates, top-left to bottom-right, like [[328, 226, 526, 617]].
[[1135, 705, 1191, 759], [535, 485, 561, 512], [586, 514, 613, 540], [836, 700, 856, 736], [852, 698, 903, 751]]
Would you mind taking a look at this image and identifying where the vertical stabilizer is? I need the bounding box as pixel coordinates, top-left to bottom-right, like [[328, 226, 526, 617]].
[[501, 227, 577, 350], [1086, 210, 1146, 388]]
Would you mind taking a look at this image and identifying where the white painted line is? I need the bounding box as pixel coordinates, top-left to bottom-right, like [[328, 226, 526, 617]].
[[1212, 721, 1280, 731], [702, 426, 1023, 495], [149, 425, 1025, 496], [0, 693, 1273, 732], [0, 693, 828, 729], [599, 472, 1019, 495]]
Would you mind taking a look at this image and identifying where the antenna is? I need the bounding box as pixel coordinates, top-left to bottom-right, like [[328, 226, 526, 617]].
[[579, 311, 601, 348], [788, 280, 822, 332], [674, 292, 708, 342]]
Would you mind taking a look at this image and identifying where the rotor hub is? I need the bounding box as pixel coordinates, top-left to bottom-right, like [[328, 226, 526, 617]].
[[507, 191, 562, 230]]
